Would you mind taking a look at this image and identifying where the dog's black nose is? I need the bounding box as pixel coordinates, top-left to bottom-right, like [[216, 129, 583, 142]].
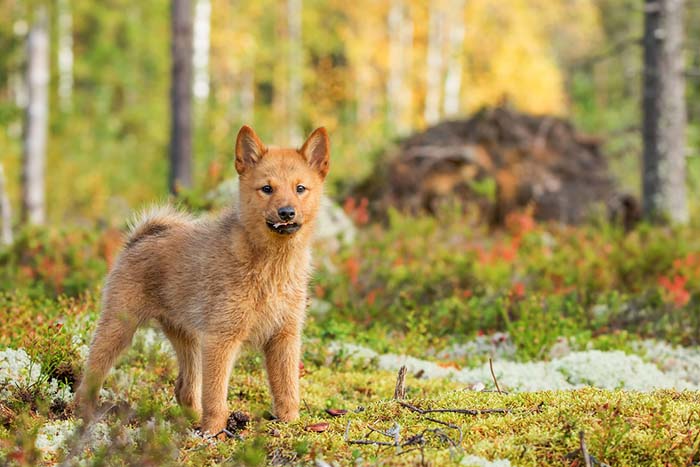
[[278, 206, 296, 221]]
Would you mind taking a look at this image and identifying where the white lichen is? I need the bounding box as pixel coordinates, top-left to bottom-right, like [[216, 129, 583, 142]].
[[35, 419, 78, 454], [332, 341, 700, 392], [35, 419, 129, 456], [0, 348, 41, 398]]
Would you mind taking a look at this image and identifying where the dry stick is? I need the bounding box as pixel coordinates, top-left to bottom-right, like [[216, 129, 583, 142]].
[[345, 419, 396, 447], [419, 407, 509, 415], [398, 401, 464, 443], [580, 430, 592, 467], [489, 357, 502, 394], [211, 428, 235, 440], [399, 401, 509, 416], [368, 423, 401, 444], [346, 439, 396, 447], [367, 425, 394, 439], [394, 365, 407, 400]]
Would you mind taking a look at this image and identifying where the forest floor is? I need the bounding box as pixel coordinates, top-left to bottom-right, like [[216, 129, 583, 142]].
[[2, 208, 700, 466]]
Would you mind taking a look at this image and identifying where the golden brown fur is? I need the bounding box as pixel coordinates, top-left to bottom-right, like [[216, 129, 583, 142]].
[[76, 126, 330, 434]]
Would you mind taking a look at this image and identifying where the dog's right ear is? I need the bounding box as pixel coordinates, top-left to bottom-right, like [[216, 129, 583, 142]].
[[235, 125, 266, 175]]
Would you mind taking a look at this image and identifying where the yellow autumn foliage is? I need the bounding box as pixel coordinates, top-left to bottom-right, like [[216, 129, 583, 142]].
[[461, 0, 602, 115]]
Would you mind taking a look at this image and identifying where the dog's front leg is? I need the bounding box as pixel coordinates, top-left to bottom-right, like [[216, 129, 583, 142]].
[[200, 338, 241, 435], [264, 325, 301, 422]]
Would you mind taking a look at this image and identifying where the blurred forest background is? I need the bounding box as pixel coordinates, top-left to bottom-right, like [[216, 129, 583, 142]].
[[1, 0, 700, 227], [5, 3, 700, 464]]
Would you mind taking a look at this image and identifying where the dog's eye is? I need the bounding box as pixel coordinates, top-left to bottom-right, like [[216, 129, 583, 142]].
[[296, 185, 306, 194], [261, 185, 273, 194]]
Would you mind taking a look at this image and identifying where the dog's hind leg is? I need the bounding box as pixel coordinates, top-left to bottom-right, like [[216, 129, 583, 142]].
[[160, 321, 202, 417], [76, 302, 143, 421]]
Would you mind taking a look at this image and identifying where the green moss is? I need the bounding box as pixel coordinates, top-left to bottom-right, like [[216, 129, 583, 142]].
[[257, 386, 700, 467], [9, 352, 699, 466]]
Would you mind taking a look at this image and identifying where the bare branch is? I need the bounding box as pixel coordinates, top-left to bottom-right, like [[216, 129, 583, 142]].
[[489, 358, 503, 394]]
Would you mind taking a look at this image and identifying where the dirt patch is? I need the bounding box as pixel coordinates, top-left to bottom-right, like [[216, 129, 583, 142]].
[[354, 106, 638, 226]]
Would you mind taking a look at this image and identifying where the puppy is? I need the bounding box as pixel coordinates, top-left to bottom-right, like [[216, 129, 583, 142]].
[[76, 125, 330, 434]]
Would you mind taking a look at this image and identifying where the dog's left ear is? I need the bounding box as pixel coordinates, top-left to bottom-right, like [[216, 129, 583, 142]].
[[300, 127, 330, 179]]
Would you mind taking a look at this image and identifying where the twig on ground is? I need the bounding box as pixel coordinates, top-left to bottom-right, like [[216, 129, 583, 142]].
[[398, 401, 465, 443], [394, 365, 407, 400], [346, 438, 396, 447], [344, 419, 396, 447], [398, 401, 509, 416], [489, 358, 503, 394], [211, 428, 235, 439], [367, 423, 401, 443], [580, 430, 592, 467]]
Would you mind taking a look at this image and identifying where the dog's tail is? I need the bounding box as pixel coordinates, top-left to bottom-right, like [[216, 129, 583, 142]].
[[125, 205, 193, 248]]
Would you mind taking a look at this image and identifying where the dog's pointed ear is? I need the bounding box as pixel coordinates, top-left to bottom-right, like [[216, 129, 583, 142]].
[[299, 127, 330, 179], [235, 125, 266, 175]]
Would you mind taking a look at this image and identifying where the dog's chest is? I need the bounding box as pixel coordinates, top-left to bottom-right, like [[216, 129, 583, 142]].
[[234, 262, 308, 345]]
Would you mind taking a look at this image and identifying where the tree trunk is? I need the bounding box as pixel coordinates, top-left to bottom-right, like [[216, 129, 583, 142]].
[[287, 0, 303, 144], [192, 0, 211, 101], [0, 164, 12, 246], [57, 0, 73, 112], [169, 0, 193, 195], [424, 3, 445, 126], [387, 0, 413, 135], [642, 0, 687, 223], [442, 0, 466, 117], [22, 6, 49, 225], [240, 69, 255, 123]]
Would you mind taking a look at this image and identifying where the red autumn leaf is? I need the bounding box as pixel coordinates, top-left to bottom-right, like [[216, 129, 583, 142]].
[[306, 422, 330, 432], [511, 282, 526, 299], [658, 274, 690, 307], [437, 361, 461, 370], [366, 289, 377, 306], [325, 408, 348, 417], [299, 361, 307, 378]]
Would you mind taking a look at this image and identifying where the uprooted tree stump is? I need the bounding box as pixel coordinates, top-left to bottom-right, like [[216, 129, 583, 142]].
[[353, 106, 639, 227]]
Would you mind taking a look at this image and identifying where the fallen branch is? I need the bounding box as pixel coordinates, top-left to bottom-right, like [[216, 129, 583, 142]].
[[210, 428, 236, 440], [398, 401, 465, 443], [344, 419, 397, 447], [398, 401, 509, 416]]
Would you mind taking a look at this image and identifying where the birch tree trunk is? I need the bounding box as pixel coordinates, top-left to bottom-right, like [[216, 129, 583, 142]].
[[442, 0, 466, 117], [57, 0, 73, 112], [424, 3, 445, 126], [387, 0, 413, 135], [240, 69, 255, 123], [287, 0, 303, 144], [0, 164, 12, 246], [192, 0, 211, 101], [642, 0, 688, 223], [22, 6, 49, 225], [169, 0, 193, 194]]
